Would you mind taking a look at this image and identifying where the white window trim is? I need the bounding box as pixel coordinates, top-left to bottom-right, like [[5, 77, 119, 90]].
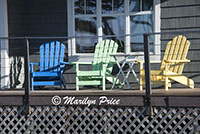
[[0, 0, 9, 89], [67, 0, 161, 62], [152, 0, 161, 60]]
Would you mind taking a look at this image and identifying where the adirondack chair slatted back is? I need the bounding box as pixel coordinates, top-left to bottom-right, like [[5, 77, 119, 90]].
[[160, 35, 190, 74], [92, 40, 118, 72], [40, 41, 65, 72]]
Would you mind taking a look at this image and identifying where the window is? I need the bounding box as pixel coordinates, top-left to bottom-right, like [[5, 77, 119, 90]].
[[129, 0, 154, 53], [67, 0, 160, 62], [75, 17, 97, 53]]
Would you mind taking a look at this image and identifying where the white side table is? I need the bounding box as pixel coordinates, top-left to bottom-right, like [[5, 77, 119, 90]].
[[110, 54, 139, 89]]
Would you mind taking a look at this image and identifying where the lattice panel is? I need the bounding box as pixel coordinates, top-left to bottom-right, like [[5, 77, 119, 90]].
[[0, 106, 199, 134]]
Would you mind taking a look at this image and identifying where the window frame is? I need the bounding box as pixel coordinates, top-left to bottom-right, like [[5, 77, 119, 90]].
[[67, 0, 160, 62]]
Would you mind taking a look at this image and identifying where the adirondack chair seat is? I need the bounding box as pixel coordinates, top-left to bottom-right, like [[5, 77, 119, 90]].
[[32, 72, 60, 77], [73, 40, 119, 91], [30, 41, 69, 91], [77, 70, 103, 76], [73, 63, 119, 90], [137, 35, 194, 91], [31, 81, 61, 86]]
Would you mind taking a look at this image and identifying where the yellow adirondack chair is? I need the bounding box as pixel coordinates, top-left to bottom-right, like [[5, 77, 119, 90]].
[[137, 35, 194, 91]]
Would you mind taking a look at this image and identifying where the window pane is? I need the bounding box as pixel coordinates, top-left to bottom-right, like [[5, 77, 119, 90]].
[[102, 0, 124, 14], [142, 0, 153, 11], [113, 0, 124, 13], [75, 0, 84, 15], [75, 17, 97, 53], [102, 16, 124, 35], [102, 16, 125, 52], [75, 0, 96, 15], [130, 14, 153, 52], [130, 0, 140, 12], [86, 0, 96, 14]]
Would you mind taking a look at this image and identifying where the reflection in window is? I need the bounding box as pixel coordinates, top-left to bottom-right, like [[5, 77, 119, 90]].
[[102, 16, 125, 52], [142, 0, 153, 11], [102, 16, 124, 35], [130, 0, 153, 12], [102, 0, 124, 14], [75, 17, 97, 53], [86, 0, 96, 14], [130, 14, 153, 52], [75, 0, 96, 15], [73, 0, 154, 54], [130, 0, 140, 12]]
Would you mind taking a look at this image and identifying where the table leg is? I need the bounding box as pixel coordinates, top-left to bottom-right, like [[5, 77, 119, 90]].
[[111, 57, 121, 89], [120, 60, 131, 89], [121, 61, 139, 88], [111, 57, 131, 89], [130, 62, 139, 84]]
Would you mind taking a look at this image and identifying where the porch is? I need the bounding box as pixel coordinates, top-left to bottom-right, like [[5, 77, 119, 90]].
[[0, 88, 200, 107]]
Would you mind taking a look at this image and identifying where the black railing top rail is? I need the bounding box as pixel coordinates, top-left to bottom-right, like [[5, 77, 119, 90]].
[[1, 29, 200, 40]]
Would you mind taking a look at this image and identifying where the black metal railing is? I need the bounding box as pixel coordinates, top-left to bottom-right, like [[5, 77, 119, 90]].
[[0, 30, 200, 115]]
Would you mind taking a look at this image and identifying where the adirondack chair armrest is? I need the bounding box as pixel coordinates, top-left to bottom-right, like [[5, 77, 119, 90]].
[[136, 60, 161, 64], [164, 59, 190, 63], [59, 61, 70, 70], [29, 62, 40, 73], [71, 62, 93, 65], [60, 61, 70, 65], [29, 62, 40, 66]]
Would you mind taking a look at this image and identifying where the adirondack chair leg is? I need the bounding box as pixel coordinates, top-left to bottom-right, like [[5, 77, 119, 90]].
[[168, 80, 171, 88], [76, 77, 79, 91], [61, 79, 67, 89], [31, 76, 34, 91], [139, 75, 143, 91], [139, 62, 143, 91], [103, 76, 106, 91], [59, 73, 62, 89], [165, 76, 169, 91], [140, 85, 143, 91], [60, 81, 62, 89]]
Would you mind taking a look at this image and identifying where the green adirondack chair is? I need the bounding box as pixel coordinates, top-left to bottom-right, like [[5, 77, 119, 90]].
[[72, 40, 118, 91]]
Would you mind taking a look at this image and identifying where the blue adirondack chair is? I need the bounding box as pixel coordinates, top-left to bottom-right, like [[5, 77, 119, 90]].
[[29, 41, 69, 91]]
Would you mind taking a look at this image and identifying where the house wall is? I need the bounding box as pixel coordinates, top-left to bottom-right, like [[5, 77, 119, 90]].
[[6, 0, 200, 89], [7, 0, 67, 88], [161, 0, 200, 88]]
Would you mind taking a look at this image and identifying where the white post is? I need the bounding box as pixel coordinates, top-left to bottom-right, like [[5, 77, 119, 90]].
[[97, 0, 102, 42], [0, 0, 9, 89], [67, 0, 76, 62], [153, 0, 161, 60], [125, 0, 130, 54]]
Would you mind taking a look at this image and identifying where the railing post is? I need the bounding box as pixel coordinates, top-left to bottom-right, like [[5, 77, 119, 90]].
[[23, 37, 30, 115], [143, 34, 153, 116]]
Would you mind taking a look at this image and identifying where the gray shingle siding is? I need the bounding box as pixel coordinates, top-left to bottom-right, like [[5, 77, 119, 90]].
[[161, 0, 200, 87], [7, 0, 68, 88]]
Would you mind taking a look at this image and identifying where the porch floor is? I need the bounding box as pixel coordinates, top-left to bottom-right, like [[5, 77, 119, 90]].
[[0, 88, 200, 107], [0, 88, 200, 96]]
